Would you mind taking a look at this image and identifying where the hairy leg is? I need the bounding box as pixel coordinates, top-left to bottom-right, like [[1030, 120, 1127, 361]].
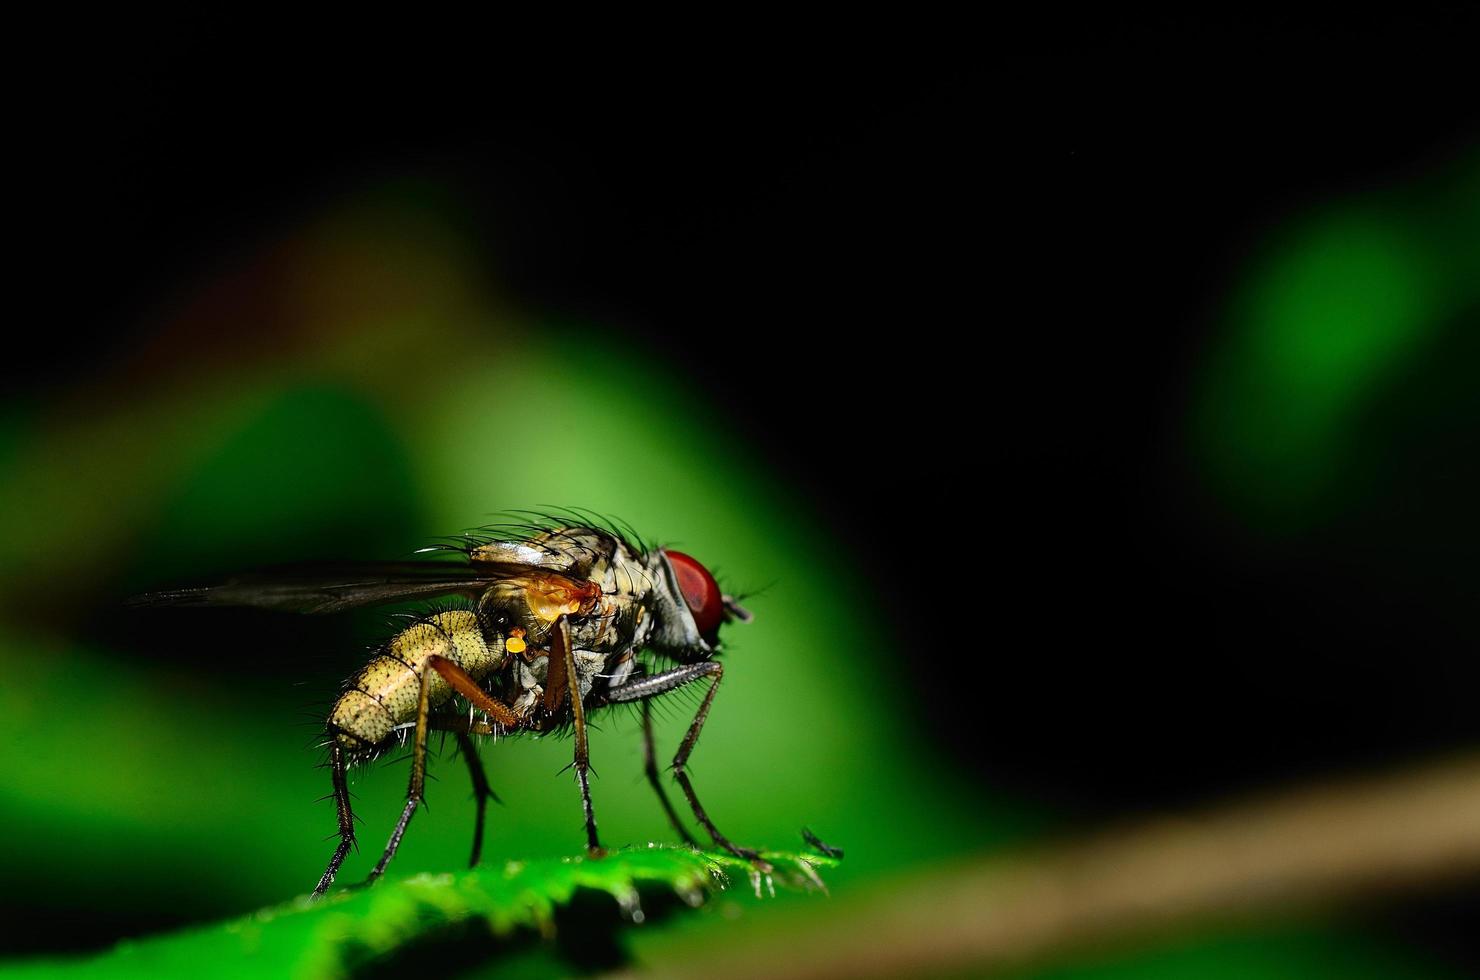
[[606, 662, 764, 863], [368, 656, 519, 882], [311, 743, 356, 899], [643, 698, 697, 845]]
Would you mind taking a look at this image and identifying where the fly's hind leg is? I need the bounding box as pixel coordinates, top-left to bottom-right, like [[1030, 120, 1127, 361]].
[[311, 743, 356, 899], [366, 667, 434, 882], [368, 655, 519, 884], [606, 662, 766, 865]]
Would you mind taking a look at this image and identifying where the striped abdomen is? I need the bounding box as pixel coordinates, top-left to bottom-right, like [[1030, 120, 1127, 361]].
[[328, 609, 507, 754]]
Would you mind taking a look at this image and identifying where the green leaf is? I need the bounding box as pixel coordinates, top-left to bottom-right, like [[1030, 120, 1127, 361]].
[[7, 848, 834, 980]]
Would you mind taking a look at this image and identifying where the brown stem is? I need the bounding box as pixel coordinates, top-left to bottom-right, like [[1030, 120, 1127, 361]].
[[631, 753, 1480, 980]]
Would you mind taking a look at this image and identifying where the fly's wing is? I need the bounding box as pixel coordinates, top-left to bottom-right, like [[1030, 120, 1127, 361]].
[[127, 560, 503, 615]]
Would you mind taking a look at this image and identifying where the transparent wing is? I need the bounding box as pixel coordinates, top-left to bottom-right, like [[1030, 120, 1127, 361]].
[[125, 560, 537, 615]]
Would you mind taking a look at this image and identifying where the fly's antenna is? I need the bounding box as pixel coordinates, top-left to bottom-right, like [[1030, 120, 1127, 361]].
[[725, 579, 777, 604]]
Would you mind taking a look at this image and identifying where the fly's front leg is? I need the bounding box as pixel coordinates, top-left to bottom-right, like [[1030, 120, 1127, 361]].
[[669, 664, 767, 864], [311, 743, 356, 899], [607, 662, 766, 865], [369, 655, 519, 883], [544, 614, 603, 855], [643, 699, 697, 846]]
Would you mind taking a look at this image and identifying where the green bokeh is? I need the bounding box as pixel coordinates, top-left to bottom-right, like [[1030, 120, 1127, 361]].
[[143, 385, 423, 574], [1195, 152, 1480, 525]]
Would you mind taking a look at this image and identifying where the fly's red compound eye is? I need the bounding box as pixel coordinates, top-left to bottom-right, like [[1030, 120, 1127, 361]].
[[663, 550, 724, 638]]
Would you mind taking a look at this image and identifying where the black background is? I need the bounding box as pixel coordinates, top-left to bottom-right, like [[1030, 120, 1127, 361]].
[[11, 12, 1480, 965]]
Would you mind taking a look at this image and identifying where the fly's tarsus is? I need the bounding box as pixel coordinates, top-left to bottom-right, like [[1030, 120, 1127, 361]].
[[802, 827, 844, 859]]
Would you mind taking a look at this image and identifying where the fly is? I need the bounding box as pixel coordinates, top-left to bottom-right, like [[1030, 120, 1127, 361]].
[[130, 514, 768, 896]]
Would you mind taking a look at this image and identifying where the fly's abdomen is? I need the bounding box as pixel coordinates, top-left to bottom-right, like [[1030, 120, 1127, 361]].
[[329, 609, 506, 754]]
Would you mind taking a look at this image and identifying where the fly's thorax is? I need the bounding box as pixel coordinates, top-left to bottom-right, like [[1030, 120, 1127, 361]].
[[474, 525, 623, 580], [495, 526, 648, 600], [570, 592, 647, 653], [328, 608, 507, 754], [507, 644, 630, 718], [476, 567, 644, 656], [605, 546, 652, 599]]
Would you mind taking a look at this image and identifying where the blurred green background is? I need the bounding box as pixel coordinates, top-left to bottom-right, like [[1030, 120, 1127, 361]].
[[4, 17, 1480, 978]]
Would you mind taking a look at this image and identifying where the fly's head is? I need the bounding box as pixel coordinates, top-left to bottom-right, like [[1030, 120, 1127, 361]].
[[647, 549, 753, 661]]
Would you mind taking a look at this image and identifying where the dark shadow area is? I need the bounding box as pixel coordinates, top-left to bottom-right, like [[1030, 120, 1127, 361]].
[[353, 877, 701, 979]]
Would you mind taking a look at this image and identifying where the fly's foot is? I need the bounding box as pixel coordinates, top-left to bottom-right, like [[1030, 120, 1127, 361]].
[[312, 833, 357, 900], [587, 844, 609, 859], [717, 839, 772, 874], [801, 826, 844, 859]]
